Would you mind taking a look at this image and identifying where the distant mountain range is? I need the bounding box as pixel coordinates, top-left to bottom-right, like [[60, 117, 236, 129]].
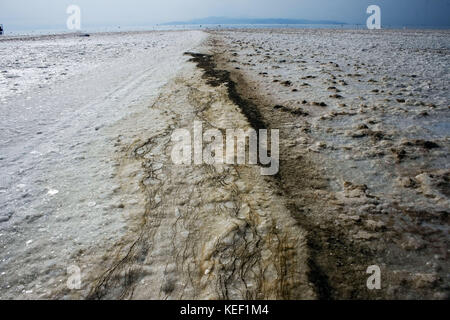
[[162, 17, 345, 26]]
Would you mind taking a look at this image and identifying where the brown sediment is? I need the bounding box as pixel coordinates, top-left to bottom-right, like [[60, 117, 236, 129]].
[[184, 52, 267, 131], [185, 50, 353, 299]]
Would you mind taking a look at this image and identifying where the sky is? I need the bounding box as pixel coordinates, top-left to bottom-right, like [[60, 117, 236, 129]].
[[0, 0, 449, 30]]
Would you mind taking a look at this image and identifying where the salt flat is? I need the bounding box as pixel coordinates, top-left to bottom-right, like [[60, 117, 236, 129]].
[[0, 31, 207, 298], [0, 28, 448, 300]]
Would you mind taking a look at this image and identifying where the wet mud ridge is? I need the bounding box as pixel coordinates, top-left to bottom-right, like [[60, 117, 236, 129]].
[[184, 52, 267, 131], [184, 51, 335, 298], [185, 51, 348, 299]]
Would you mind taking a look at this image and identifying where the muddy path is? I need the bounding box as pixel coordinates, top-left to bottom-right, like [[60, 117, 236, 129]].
[[53, 40, 315, 300], [75, 42, 374, 300]]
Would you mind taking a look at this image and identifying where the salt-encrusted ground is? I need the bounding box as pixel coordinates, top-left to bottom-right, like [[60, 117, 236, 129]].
[[212, 29, 449, 299], [0, 29, 448, 300], [0, 31, 209, 298], [0, 31, 314, 300]]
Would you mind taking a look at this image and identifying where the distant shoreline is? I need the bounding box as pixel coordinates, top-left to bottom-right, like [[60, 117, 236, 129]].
[[2, 24, 450, 38], [162, 17, 345, 26]]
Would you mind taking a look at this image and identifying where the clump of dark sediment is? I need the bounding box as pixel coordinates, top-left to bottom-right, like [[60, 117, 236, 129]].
[[184, 52, 266, 131]]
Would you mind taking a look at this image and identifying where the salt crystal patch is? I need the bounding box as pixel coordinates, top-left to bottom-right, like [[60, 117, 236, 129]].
[[47, 189, 59, 196]]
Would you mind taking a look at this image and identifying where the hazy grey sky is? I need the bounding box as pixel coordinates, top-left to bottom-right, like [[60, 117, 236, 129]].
[[1, 0, 449, 30]]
